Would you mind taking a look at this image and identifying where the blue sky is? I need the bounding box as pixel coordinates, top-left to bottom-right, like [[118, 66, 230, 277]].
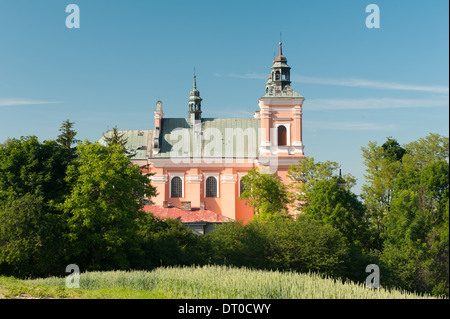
[[0, 0, 448, 194]]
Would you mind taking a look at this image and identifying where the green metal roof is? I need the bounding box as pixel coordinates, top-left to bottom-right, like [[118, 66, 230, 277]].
[[154, 117, 261, 159], [98, 129, 154, 160]]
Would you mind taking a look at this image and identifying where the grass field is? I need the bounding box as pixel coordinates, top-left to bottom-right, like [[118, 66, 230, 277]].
[[0, 265, 439, 299]]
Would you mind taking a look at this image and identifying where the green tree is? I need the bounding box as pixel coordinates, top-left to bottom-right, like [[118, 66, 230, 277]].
[[381, 159, 449, 296], [239, 169, 290, 221], [366, 133, 449, 296], [204, 217, 349, 277], [57, 119, 78, 149], [360, 138, 405, 238], [0, 136, 72, 277], [60, 141, 157, 271], [382, 136, 406, 162], [102, 126, 137, 158], [303, 179, 367, 247], [135, 213, 201, 269], [287, 157, 356, 212], [0, 136, 72, 203]]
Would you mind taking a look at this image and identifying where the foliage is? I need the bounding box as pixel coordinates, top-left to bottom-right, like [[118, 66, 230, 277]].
[[134, 212, 201, 269], [204, 216, 349, 278], [59, 141, 157, 271], [57, 119, 78, 150], [0, 136, 71, 278], [381, 160, 449, 296], [287, 157, 356, 211], [239, 168, 290, 221], [360, 138, 405, 239], [303, 179, 368, 247], [362, 133, 449, 296], [0, 194, 65, 277], [0, 136, 72, 203]]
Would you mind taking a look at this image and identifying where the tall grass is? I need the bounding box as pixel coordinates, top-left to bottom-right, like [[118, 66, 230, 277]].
[[28, 265, 437, 299]]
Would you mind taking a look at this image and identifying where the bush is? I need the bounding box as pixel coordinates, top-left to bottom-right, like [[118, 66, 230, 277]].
[[203, 215, 349, 277]]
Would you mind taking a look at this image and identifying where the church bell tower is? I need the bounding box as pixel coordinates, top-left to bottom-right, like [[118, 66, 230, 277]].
[[257, 42, 305, 158], [188, 75, 202, 124]]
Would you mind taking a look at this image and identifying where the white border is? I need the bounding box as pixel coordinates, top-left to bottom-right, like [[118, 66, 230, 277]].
[[203, 172, 219, 198], [169, 172, 185, 198]]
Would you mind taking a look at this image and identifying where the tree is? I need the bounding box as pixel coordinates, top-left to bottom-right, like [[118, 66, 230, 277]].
[[60, 141, 157, 271], [57, 119, 78, 149], [135, 212, 201, 269], [402, 133, 449, 169], [0, 194, 63, 277], [0, 136, 72, 277], [102, 126, 137, 158], [303, 179, 367, 247], [381, 159, 449, 296], [363, 133, 449, 296], [287, 157, 356, 212], [360, 138, 405, 237], [204, 217, 349, 277], [382, 136, 406, 162], [239, 169, 290, 221], [0, 136, 72, 203]]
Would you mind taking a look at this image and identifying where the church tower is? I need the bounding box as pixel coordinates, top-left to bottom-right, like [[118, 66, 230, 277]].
[[188, 75, 202, 124], [257, 42, 305, 159]]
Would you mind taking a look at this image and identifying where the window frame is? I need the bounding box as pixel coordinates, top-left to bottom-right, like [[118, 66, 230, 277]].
[[203, 172, 219, 198], [274, 122, 291, 147], [169, 172, 185, 198]]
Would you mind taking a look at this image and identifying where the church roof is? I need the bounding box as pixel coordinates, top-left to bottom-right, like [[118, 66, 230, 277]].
[[98, 117, 261, 160], [143, 205, 234, 223], [153, 117, 261, 159], [99, 129, 154, 160]]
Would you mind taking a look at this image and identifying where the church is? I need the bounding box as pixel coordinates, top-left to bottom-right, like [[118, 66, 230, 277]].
[[100, 42, 305, 232]]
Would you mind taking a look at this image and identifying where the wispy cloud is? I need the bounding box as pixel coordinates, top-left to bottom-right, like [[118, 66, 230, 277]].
[[291, 75, 449, 94], [0, 98, 63, 107], [209, 109, 254, 117], [215, 72, 449, 94], [214, 72, 266, 80], [306, 120, 397, 131], [306, 97, 449, 110]]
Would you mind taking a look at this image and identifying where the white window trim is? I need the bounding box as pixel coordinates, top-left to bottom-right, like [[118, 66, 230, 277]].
[[274, 122, 291, 147], [169, 172, 185, 198], [203, 172, 219, 198], [237, 172, 248, 197]]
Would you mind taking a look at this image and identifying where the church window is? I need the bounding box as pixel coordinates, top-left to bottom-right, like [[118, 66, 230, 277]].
[[205, 176, 218, 198], [240, 178, 246, 196], [278, 125, 287, 146], [275, 71, 280, 80], [171, 176, 183, 198]]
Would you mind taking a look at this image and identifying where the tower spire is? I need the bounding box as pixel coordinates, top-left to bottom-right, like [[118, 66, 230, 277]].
[[188, 72, 202, 123], [193, 67, 197, 89]]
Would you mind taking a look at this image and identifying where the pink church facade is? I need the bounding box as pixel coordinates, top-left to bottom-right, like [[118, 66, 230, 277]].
[[102, 43, 305, 224]]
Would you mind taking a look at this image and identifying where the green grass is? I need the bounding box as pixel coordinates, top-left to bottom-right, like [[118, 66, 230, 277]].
[[0, 265, 440, 299]]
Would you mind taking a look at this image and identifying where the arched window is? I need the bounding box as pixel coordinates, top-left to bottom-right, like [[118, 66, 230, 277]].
[[277, 125, 287, 146], [240, 178, 246, 196], [205, 176, 217, 198], [171, 176, 182, 198], [275, 71, 280, 80]]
